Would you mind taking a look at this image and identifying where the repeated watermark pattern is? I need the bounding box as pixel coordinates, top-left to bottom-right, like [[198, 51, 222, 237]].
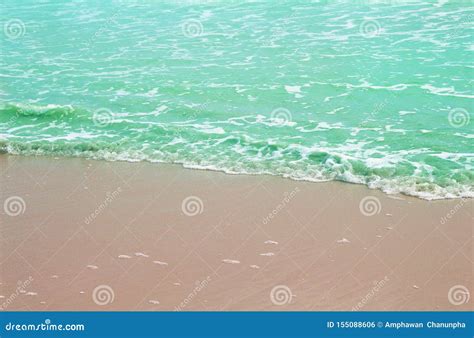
[[262, 187, 300, 225], [448, 108, 470, 128], [92, 108, 115, 127], [448, 285, 470, 306], [352, 276, 389, 311], [3, 19, 26, 40], [87, 10, 120, 46], [92, 285, 115, 306], [3, 196, 26, 216], [181, 19, 203, 38], [174, 276, 211, 311], [371, 100, 389, 117], [443, 13, 474, 40], [270, 285, 293, 306], [440, 198, 468, 224], [359, 19, 382, 38], [270, 107, 292, 126], [0, 277, 34, 310], [181, 196, 204, 216], [84, 187, 122, 225], [359, 196, 381, 217]]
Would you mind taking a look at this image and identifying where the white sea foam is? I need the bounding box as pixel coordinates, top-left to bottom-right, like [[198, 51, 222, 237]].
[[264, 240, 279, 245], [260, 252, 275, 256], [285, 85, 301, 94], [135, 252, 149, 258], [153, 260, 169, 266], [222, 259, 240, 264]]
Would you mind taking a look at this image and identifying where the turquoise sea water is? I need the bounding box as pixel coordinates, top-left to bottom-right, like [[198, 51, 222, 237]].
[[1, 0, 473, 199]]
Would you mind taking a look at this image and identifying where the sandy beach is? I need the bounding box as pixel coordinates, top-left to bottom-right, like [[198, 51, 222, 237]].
[[0, 154, 472, 311]]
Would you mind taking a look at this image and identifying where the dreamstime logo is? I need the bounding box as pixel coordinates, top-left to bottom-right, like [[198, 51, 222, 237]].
[[92, 285, 115, 306], [4, 19, 26, 40], [359, 20, 381, 38], [270, 107, 292, 127], [3, 196, 26, 216], [181, 19, 203, 38], [92, 108, 115, 127], [359, 196, 381, 216], [181, 196, 204, 216], [448, 285, 470, 306], [270, 285, 293, 306], [448, 108, 470, 128]]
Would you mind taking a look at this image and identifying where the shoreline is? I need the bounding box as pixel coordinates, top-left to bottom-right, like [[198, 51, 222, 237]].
[[0, 154, 472, 311], [1, 151, 471, 202]]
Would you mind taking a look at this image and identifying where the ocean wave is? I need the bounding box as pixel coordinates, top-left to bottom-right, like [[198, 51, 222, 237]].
[[0, 103, 76, 117], [1, 139, 472, 201], [2, 0, 473, 202]]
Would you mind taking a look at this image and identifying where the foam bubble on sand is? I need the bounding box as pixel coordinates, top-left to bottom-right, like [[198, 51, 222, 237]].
[[250, 265, 260, 269], [260, 252, 275, 256], [118, 254, 132, 259], [0, 295, 5, 299], [153, 260, 168, 266], [413, 285, 420, 289], [135, 252, 149, 258], [40, 301, 46, 304], [222, 259, 240, 264], [264, 240, 279, 245], [387, 195, 405, 201], [86, 265, 99, 270], [173, 282, 181, 286], [50, 275, 59, 279], [25, 292, 38, 296], [79, 291, 85, 294], [148, 300, 160, 305], [336, 238, 350, 244]]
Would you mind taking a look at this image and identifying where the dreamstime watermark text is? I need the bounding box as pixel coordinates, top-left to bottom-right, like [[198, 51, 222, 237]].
[[262, 187, 300, 225], [5, 319, 84, 332], [352, 276, 389, 311], [440, 198, 468, 224], [84, 187, 122, 225], [174, 276, 211, 311], [0, 276, 34, 310]]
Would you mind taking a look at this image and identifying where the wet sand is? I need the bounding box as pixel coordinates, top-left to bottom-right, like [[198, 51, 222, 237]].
[[0, 154, 472, 311]]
